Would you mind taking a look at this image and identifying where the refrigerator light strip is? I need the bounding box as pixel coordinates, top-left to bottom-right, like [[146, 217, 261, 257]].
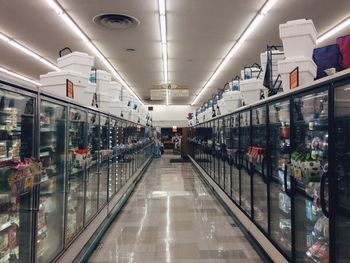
[[191, 0, 278, 106], [45, 0, 144, 105], [317, 16, 350, 44], [0, 32, 59, 71], [0, 66, 42, 86], [158, 0, 169, 105]]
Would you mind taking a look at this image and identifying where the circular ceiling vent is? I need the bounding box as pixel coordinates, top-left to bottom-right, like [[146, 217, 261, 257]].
[[93, 13, 140, 30]]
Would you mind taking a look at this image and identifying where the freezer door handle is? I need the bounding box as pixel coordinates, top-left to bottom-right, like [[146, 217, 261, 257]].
[[320, 171, 330, 218], [284, 165, 292, 197], [262, 157, 267, 184]]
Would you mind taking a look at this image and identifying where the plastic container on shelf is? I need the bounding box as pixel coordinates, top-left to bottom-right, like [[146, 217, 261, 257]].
[[278, 56, 317, 91], [40, 70, 89, 98], [57, 52, 94, 77], [241, 67, 261, 80], [279, 19, 317, 59], [240, 79, 265, 105]]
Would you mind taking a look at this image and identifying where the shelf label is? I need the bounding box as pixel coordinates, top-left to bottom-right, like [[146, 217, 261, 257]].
[[66, 79, 74, 99], [294, 168, 302, 179], [290, 67, 299, 89]]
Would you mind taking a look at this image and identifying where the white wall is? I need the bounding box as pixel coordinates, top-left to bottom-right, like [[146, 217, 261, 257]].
[[150, 105, 195, 127]]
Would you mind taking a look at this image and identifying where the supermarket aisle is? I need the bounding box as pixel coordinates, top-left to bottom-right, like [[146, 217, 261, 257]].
[[89, 155, 262, 263]]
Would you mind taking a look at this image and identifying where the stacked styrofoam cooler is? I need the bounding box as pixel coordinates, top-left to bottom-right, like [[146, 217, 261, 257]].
[[240, 78, 266, 106], [278, 19, 318, 91], [94, 70, 113, 111], [40, 52, 94, 104], [109, 81, 124, 117], [218, 90, 242, 115]]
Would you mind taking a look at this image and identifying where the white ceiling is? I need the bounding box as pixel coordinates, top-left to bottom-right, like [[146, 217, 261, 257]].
[[0, 0, 349, 106]]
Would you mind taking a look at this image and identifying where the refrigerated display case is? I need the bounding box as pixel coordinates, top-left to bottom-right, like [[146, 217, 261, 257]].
[[66, 107, 87, 243], [240, 110, 252, 216], [99, 115, 109, 208], [251, 105, 268, 232], [334, 80, 350, 263], [0, 88, 36, 262], [268, 99, 292, 258], [85, 112, 98, 223], [36, 99, 66, 263], [189, 71, 350, 263], [292, 89, 329, 263]]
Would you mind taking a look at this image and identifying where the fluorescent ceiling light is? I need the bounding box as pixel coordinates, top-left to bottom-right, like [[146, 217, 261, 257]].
[[158, 0, 168, 104], [0, 32, 59, 71], [0, 66, 41, 86], [317, 17, 350, 44], [45, 0, 143, 105], [191, 0, 278, 106]]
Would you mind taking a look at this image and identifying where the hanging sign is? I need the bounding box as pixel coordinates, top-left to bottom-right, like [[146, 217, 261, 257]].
[[66, 79, 74, 99], [290, 67, 299, 90], [172, 126, 177, 133]]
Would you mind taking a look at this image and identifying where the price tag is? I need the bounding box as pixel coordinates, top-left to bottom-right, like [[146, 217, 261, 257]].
[[290, 67, 299, 89], [294, 168, 302, 179], [66, 79, 74, 99]]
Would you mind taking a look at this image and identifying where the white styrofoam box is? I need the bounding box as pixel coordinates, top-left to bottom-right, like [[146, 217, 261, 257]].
[[75, 82, 96, 106], [40, 70, 89, 98], [218, 97, 242, 113], [110, 104, 125, 117], [108, 81, 123, 101], [279, 19, 317, 59], [57, 52, 94, 76], [223, 90, 242, 101], [95, 70, 112, 81], [240, 79, 264, 105], [130, 111, 139, 123], [97, 92, 113, 111], [278, 56, 317, 92]]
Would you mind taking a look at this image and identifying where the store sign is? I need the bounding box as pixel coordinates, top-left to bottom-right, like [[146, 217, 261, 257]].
[[66, 79, 74, 99], [172, 126, 177, 132], [290, 67, 299, 90]]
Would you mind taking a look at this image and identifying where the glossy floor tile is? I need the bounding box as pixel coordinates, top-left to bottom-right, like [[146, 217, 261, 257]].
[[88, 154, 263, 263]]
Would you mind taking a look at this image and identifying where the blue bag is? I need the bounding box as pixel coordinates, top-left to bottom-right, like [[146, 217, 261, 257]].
[[313, 44, 341, 79]]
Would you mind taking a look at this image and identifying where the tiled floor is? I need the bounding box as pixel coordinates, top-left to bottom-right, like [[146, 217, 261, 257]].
[[89, 154, 263, 263]]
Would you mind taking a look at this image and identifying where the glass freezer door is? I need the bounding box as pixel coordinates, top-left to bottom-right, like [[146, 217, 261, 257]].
[[240, 110, 252, 216], [109, 118, 117, 199], [251, 106, 268, 232], [268, 100, 292, 258], [230, 113, 240, 203], [85, 112, 99, 223], [66, 108, 87, 243], [292, 90, 329, 263], [0, 89, 35, 262], [334, 82, 350, 263], [99, 115, 109, 208], [37, 100, 66, 262], [223, 116, 231, 195]]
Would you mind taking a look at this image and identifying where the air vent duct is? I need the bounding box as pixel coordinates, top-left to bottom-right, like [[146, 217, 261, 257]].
[[93, 13, 140, 30]]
